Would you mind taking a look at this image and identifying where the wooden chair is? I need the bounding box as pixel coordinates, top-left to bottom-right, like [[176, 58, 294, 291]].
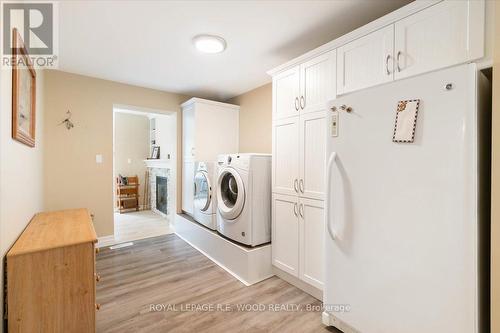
[[116, 175, 140, 213]]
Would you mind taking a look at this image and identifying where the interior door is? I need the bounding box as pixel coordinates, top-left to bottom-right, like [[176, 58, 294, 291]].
[[272, 193, 299, 276], [299, 197, 325, 290], [182, 161, 195, 215], [299, 111, 326, 200], [300, 50, 336, 114], [337, 24, 394, 95], [273, 66, 300, 120], [272, 117, 299, 196], [394, 0, 471, 80]]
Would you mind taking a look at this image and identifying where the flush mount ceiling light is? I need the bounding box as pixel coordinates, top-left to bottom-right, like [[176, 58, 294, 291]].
[[193, 35, 226, 54]]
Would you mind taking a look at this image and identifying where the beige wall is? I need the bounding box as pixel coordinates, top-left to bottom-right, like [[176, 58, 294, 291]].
[[492, 1, 500, 330], [114, 112, 150, 208], [43, 70, 189, 236], [228, 83, 272, 153], [0, 68, 46, 333]]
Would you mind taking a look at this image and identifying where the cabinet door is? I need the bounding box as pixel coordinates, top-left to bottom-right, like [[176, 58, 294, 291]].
[[182, 106, 195, 160], [394, 0, 479, 80], [273, 66, 300, 120], [182, 161, 195, 215], [272, 117, 299, 196], [337, 25, 394, 95], [300, 50, 336, 114], [272, 194, 299, 276], [299, 111, 326, 200], [299, 198, 325, 290]]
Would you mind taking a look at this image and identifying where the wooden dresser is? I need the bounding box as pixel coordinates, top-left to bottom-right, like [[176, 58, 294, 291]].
[[7, 208, 98, 332]]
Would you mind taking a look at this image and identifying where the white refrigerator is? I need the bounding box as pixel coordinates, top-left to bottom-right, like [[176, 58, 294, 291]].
[[323, 64, 490, 333]]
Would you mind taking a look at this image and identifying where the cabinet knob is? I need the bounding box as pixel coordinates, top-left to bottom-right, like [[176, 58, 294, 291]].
[[96, 303, 101, 310], [95, 247, 100, 254], [95, 273, 101, 282]]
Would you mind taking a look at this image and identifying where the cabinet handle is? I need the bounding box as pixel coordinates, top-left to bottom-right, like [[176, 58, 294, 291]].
[[294, 97, 299, 111], [299, 203, 304, 218], [96, 303, 101, 311], [293, 203, 298, 217], [300, 96, 305, 109], [396, 51, 402, 72], [191, 147, 195, 156], [95, 247, 100, 254], [385, 54, 391, 75], [294, 179, 299, 193], [95, 273, 101, 282], [299, 179, 304, 193]]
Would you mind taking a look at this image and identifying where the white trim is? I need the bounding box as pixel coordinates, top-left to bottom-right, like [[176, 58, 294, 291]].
[[181, 97, 240, 110], [273, 266, 322, 301], [267, 0, 441, 76], [96, 234, 115, 248]]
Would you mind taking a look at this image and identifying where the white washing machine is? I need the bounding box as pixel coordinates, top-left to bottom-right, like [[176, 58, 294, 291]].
[[216, 153, 271, 247], [193, 162, 217, 230]]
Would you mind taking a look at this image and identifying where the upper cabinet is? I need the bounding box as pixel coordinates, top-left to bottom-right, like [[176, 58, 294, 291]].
[[394, 0, 483, 80], [300, 51, 336, 114], [337, 25, 394, 95], [273, 51, 336, 120]]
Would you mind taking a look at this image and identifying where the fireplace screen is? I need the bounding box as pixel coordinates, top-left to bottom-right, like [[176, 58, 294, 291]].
[[156, 176, 168, 214]]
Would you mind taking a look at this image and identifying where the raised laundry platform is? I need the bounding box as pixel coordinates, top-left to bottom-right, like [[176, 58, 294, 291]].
[[174, 214, 273, 286]]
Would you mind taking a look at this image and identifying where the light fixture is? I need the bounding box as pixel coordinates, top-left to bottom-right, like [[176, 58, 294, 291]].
[[193, 35, 226, 54]]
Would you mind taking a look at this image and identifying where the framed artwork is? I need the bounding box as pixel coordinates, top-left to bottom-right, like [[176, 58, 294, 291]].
[[12, 28, 37, 147], [151, 146, 160, 159]]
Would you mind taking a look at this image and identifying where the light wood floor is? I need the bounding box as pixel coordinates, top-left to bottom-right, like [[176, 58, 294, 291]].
[[96, 234, 340, 333], [99, 210, 174, 247]]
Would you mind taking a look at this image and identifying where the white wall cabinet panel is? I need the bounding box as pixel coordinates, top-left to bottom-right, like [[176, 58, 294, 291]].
[[272, 194, 299, 276], [273, 67, 300, 120], [299, 111, 326, 200], [272, 117, 299, 196], [300, 51, 336, 114], [394, 0, 481, 80], [337, 24, 394, 95], [299, 198, 325, 290], [182, 106, 195, 160], [182, 161, 195, 215]]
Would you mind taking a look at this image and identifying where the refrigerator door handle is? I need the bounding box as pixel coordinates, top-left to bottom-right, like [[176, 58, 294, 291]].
[[326, 152, 338, 240]]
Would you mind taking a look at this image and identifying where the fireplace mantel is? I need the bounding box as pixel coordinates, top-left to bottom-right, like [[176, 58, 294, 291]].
[[143, 159, 170, 169]]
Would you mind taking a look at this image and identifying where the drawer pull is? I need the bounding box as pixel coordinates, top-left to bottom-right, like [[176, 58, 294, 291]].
[[96, 303, 101, 310], [95, 247, 100, 254], [95, 274, 101, 282]]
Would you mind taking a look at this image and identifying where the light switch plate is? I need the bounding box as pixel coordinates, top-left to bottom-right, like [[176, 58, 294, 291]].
[[96, 154, 103, 164]]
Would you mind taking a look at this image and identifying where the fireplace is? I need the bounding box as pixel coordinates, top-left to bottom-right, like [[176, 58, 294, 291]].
[[156, 176, 168, 215]]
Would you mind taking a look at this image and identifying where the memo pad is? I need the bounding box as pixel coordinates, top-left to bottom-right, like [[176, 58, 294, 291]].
[[392, 99, 420, 143]]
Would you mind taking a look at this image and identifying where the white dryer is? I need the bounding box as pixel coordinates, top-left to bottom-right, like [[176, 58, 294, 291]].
[[193, 162, 217, 230], [216, 154, 271, 247]]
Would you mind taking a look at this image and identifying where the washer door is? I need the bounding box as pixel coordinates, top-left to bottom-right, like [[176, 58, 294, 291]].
[[194, 171, 211, 212], [217, 167, 245, 220]]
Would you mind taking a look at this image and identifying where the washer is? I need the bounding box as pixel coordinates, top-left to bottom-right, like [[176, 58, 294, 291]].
[[193, 162, 217, 230], [216, 153, 271, 247]]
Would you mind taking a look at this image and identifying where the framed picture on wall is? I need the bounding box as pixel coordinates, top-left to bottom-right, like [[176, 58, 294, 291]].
[[151, 146, 160, 159], [12, 28, 37, 147]]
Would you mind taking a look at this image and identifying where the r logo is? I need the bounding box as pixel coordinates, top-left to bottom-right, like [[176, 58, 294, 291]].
[[3, 2, 53, 55]]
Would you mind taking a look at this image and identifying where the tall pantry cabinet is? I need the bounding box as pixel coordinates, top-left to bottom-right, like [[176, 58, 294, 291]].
[[271, 50, 336, 291]]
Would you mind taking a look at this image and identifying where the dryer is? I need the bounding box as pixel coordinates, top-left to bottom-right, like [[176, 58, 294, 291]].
[[193, 162, 217, 230], [216, 154, 271, 247]]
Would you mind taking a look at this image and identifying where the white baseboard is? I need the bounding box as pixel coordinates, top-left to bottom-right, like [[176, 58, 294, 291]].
[[273, 266, 322, 301]]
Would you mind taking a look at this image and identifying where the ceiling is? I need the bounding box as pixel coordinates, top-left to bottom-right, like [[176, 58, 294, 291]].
[[59, 0, 412, 101]]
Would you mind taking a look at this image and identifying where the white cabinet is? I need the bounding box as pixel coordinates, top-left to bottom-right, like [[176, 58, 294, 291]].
[[181, 98, 239, 215], [272, 194, 325, 288], [272, 117, 299, 196], [273, 67, 300, 120], [299, 198, 325, 290], [394, 0, 484, 80], [182, 161, 195, 215], [299, 112, 326, 200], [272, 194, 299, 276], [300, 52, 336, 114], [337, 25, 394, 95], [273, 51, 336, 120]]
